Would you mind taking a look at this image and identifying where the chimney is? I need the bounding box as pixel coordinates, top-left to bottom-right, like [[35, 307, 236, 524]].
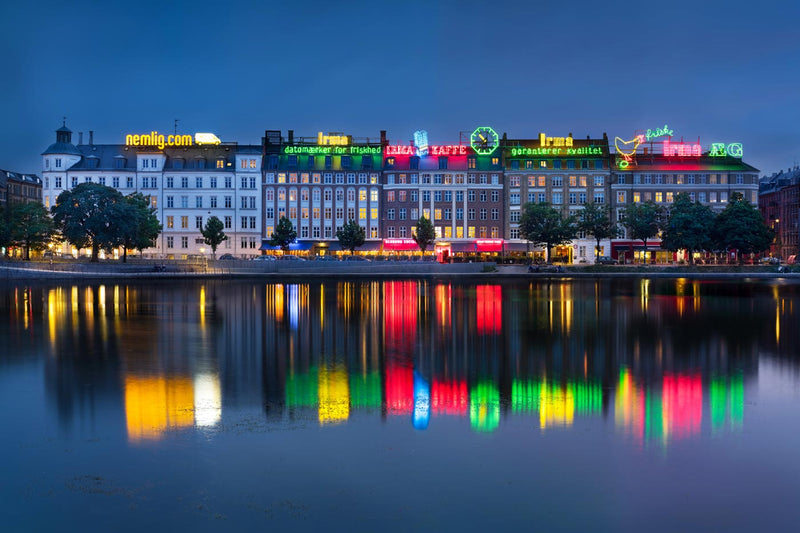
[[380, 130, 386, 145], [288, 130, 294, 144], [89, 131, 94, 145], [78, 132, 83, 145]]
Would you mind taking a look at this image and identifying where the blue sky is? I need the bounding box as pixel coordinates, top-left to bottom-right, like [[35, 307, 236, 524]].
[[1, 0, 798, 176]]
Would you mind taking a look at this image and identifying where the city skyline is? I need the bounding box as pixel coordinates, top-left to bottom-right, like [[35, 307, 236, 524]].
[[1, 0, 799, 176]]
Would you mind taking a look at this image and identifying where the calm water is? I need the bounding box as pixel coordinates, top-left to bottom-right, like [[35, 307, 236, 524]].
[[1, 278, 799, 532]]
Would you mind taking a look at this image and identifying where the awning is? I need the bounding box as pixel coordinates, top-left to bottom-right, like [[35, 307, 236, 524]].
[[451, 242, 476, 253], [383, 238, 418, 251], [476, 239, 504, 252], [503, 242, 532, 252], [259, 240, 315, 251]]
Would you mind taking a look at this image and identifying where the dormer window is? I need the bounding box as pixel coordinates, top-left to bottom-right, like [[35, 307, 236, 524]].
[[172, 158, 184, 169], [216, 159, 225, 169], [87, 156, 99, 169], [114, 157, 126, 169], [195, 158, 206, 169]]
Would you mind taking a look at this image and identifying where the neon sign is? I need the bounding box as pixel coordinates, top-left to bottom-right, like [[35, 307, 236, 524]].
[[645, 124, 673, 140], [194, 133, 221, 145], [614, 136, 642, 168], [539, 133, 573, 147], [283, 145, 381, 155], [384, 145, 467, 157], [663, 139, 701, 157], [509, 146, 603, 157], [710, 143, 743, 158], [413, 130, 429, 156], [317, 132, 350, 145], [125, 131, 195, 149]]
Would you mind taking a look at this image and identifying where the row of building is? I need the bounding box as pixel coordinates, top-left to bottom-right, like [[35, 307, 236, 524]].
[[17, 123, 787, 262]]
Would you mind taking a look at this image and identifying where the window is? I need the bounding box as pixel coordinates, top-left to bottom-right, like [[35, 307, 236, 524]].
[[166, 216, 174, 228], [196, 177, 203, 188], [552, 176, 563, 187], [166, 236, 174, 249], [195, 196, 202, 208], [491, 208, 499, 220], [225, 196, 232, 208], [617, 191, 625, 204], [594, 176, 604, 187], [167, 196, 174, 208], [387, 191, 395, 202], [594, 192, 605, 204], [480, 208, 487, 220], [438, 157, 448, 170], [569, 193, 577, 205], [112, 177, 119, 188], [181, 196, 189, 208], [388, 209, 395, 220], [552, 192, 563, 204], [196, 216, 203, 229], [180, 216, 188, 229], [224, 216, 232, 228], [491, 191, 499, 202]]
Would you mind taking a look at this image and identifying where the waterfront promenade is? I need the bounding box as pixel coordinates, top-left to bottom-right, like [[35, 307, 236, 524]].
[[1, 259, 796, 281]]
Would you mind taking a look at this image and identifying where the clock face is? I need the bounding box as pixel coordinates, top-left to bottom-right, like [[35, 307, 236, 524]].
[[470, 126, 499, 155]]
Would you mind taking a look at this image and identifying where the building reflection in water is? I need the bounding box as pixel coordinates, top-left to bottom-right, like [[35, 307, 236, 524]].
[[5, 278, 798, 447]]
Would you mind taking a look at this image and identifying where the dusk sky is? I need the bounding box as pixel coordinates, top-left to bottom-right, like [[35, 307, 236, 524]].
[[2, 0, 798, 176]]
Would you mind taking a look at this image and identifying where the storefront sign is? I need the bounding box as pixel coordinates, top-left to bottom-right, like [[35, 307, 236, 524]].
[[283, 145, 381, 155], [476, 239, 503, 252], [539, 133, 574, 148], [384, 145, 468, 157], [317, 132, 350, 145], [663, 139, 701, 157], [710, 142, 743, 158], [383, 238, 419, 251], [125, 131, 195, 149]]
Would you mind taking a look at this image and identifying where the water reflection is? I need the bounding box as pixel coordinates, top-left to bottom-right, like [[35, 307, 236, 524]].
[[1, 278, 799, 449]]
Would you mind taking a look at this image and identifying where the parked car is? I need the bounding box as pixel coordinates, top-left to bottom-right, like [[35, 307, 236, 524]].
[[277, 255, 306, 261], [313, 255, 339, 261], [759, 257, 780, 265], [252, 255, 276, 261], [343, 255, 371, 262], [219, 253, 237, 260], [596, 256, 618, 265]]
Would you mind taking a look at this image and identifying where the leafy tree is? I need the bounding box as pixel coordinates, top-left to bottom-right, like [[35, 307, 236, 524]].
[[115, 193, 162, 262], [51, 183, 124, 262], [269, 216, 297, 253], [623, 201, 664, 264], [714, 192, 773, 264], [9, 202, 56, 260], [201, 216, 227, 259], [412, 216, 436, 253], [577, 202, 619, 262], [0, 204, 9, 256], [336, 219, 366, 255], [519, 202, 576, 263], [661, 192, 715, 265]]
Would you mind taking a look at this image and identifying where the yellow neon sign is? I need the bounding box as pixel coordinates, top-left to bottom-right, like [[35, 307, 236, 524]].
[[317, 132, 350, 145], [125, 131, 194, 150], [539, 132, 574, 148]]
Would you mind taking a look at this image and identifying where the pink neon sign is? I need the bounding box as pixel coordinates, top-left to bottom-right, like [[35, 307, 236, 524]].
[[663, 139, 701, 157], [385, 145, 468, 156]]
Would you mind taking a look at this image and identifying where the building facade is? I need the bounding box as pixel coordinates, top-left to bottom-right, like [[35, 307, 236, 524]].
[[609, 132, 759, 262], [41, 125, 262, 258], [381, 128, 504, 258], [1, 169, 42, 207], [262, 130, 384, 254], [503, 132, 611, 262], [759, 167, 800, 261]]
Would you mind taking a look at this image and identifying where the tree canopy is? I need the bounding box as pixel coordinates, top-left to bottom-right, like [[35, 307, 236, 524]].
[[714, 192, 773, 263], [623, 201, 664, 263], [201, 216, 227, 259], [269, 216, 297, 253], [336, 219, 366, 255], [116, 193, 162, 262], [8, 202, 56, 260], [519, 202, 576, 262], [577, 202, 619, 261], [661, 192, 715, 264], [413, 216, 436, 253], [51, 183, 124, 262]]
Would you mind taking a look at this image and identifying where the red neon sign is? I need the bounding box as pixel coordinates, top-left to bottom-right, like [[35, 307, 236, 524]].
[[663, 139, 701, 157], [476, 239, 503, 252], [385, 145, 468, 156]]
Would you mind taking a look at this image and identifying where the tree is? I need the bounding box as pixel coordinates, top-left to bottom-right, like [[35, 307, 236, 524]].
[[623, 201, 664, 264], [201, 216, 227, 259], [577, 202, 619, 262], [9, 202, 56, 260], [519, 202, 576, 263], [412, 216, 436, 253], [714, 192, 773, 264], [336, 219, 366, 255], [115, 193, 162, 262], [268, 216, 297, 253], [661, 192, 715, 265], [52, 183, 125, 262]]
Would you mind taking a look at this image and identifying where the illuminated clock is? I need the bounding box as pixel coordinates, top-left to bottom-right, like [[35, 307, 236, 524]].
[[470, 126, 499, 155]]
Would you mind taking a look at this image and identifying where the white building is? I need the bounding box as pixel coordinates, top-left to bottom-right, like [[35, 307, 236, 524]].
[[41, 125, 262, 259]]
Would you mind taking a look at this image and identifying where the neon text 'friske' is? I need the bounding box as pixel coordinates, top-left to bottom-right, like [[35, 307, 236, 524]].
[[125, 132, 194, 150], [539, 133, 574, 148], [645, 125, 673, 140], [710, 143, 743, 158]]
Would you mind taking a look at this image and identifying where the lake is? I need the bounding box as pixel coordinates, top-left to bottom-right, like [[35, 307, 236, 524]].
[[1, 278, 799, 532]]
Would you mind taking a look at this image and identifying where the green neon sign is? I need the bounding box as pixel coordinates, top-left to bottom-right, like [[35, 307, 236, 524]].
[[709, 143, 743, 158], [283, 145, 382, 155], [645, 124, 673, 140], [509, 146, 604, 157]]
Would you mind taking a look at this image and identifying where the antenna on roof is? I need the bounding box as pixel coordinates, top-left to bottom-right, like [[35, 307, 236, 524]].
[[174, 119, 179, 135], [62, 116, 66, 127]]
